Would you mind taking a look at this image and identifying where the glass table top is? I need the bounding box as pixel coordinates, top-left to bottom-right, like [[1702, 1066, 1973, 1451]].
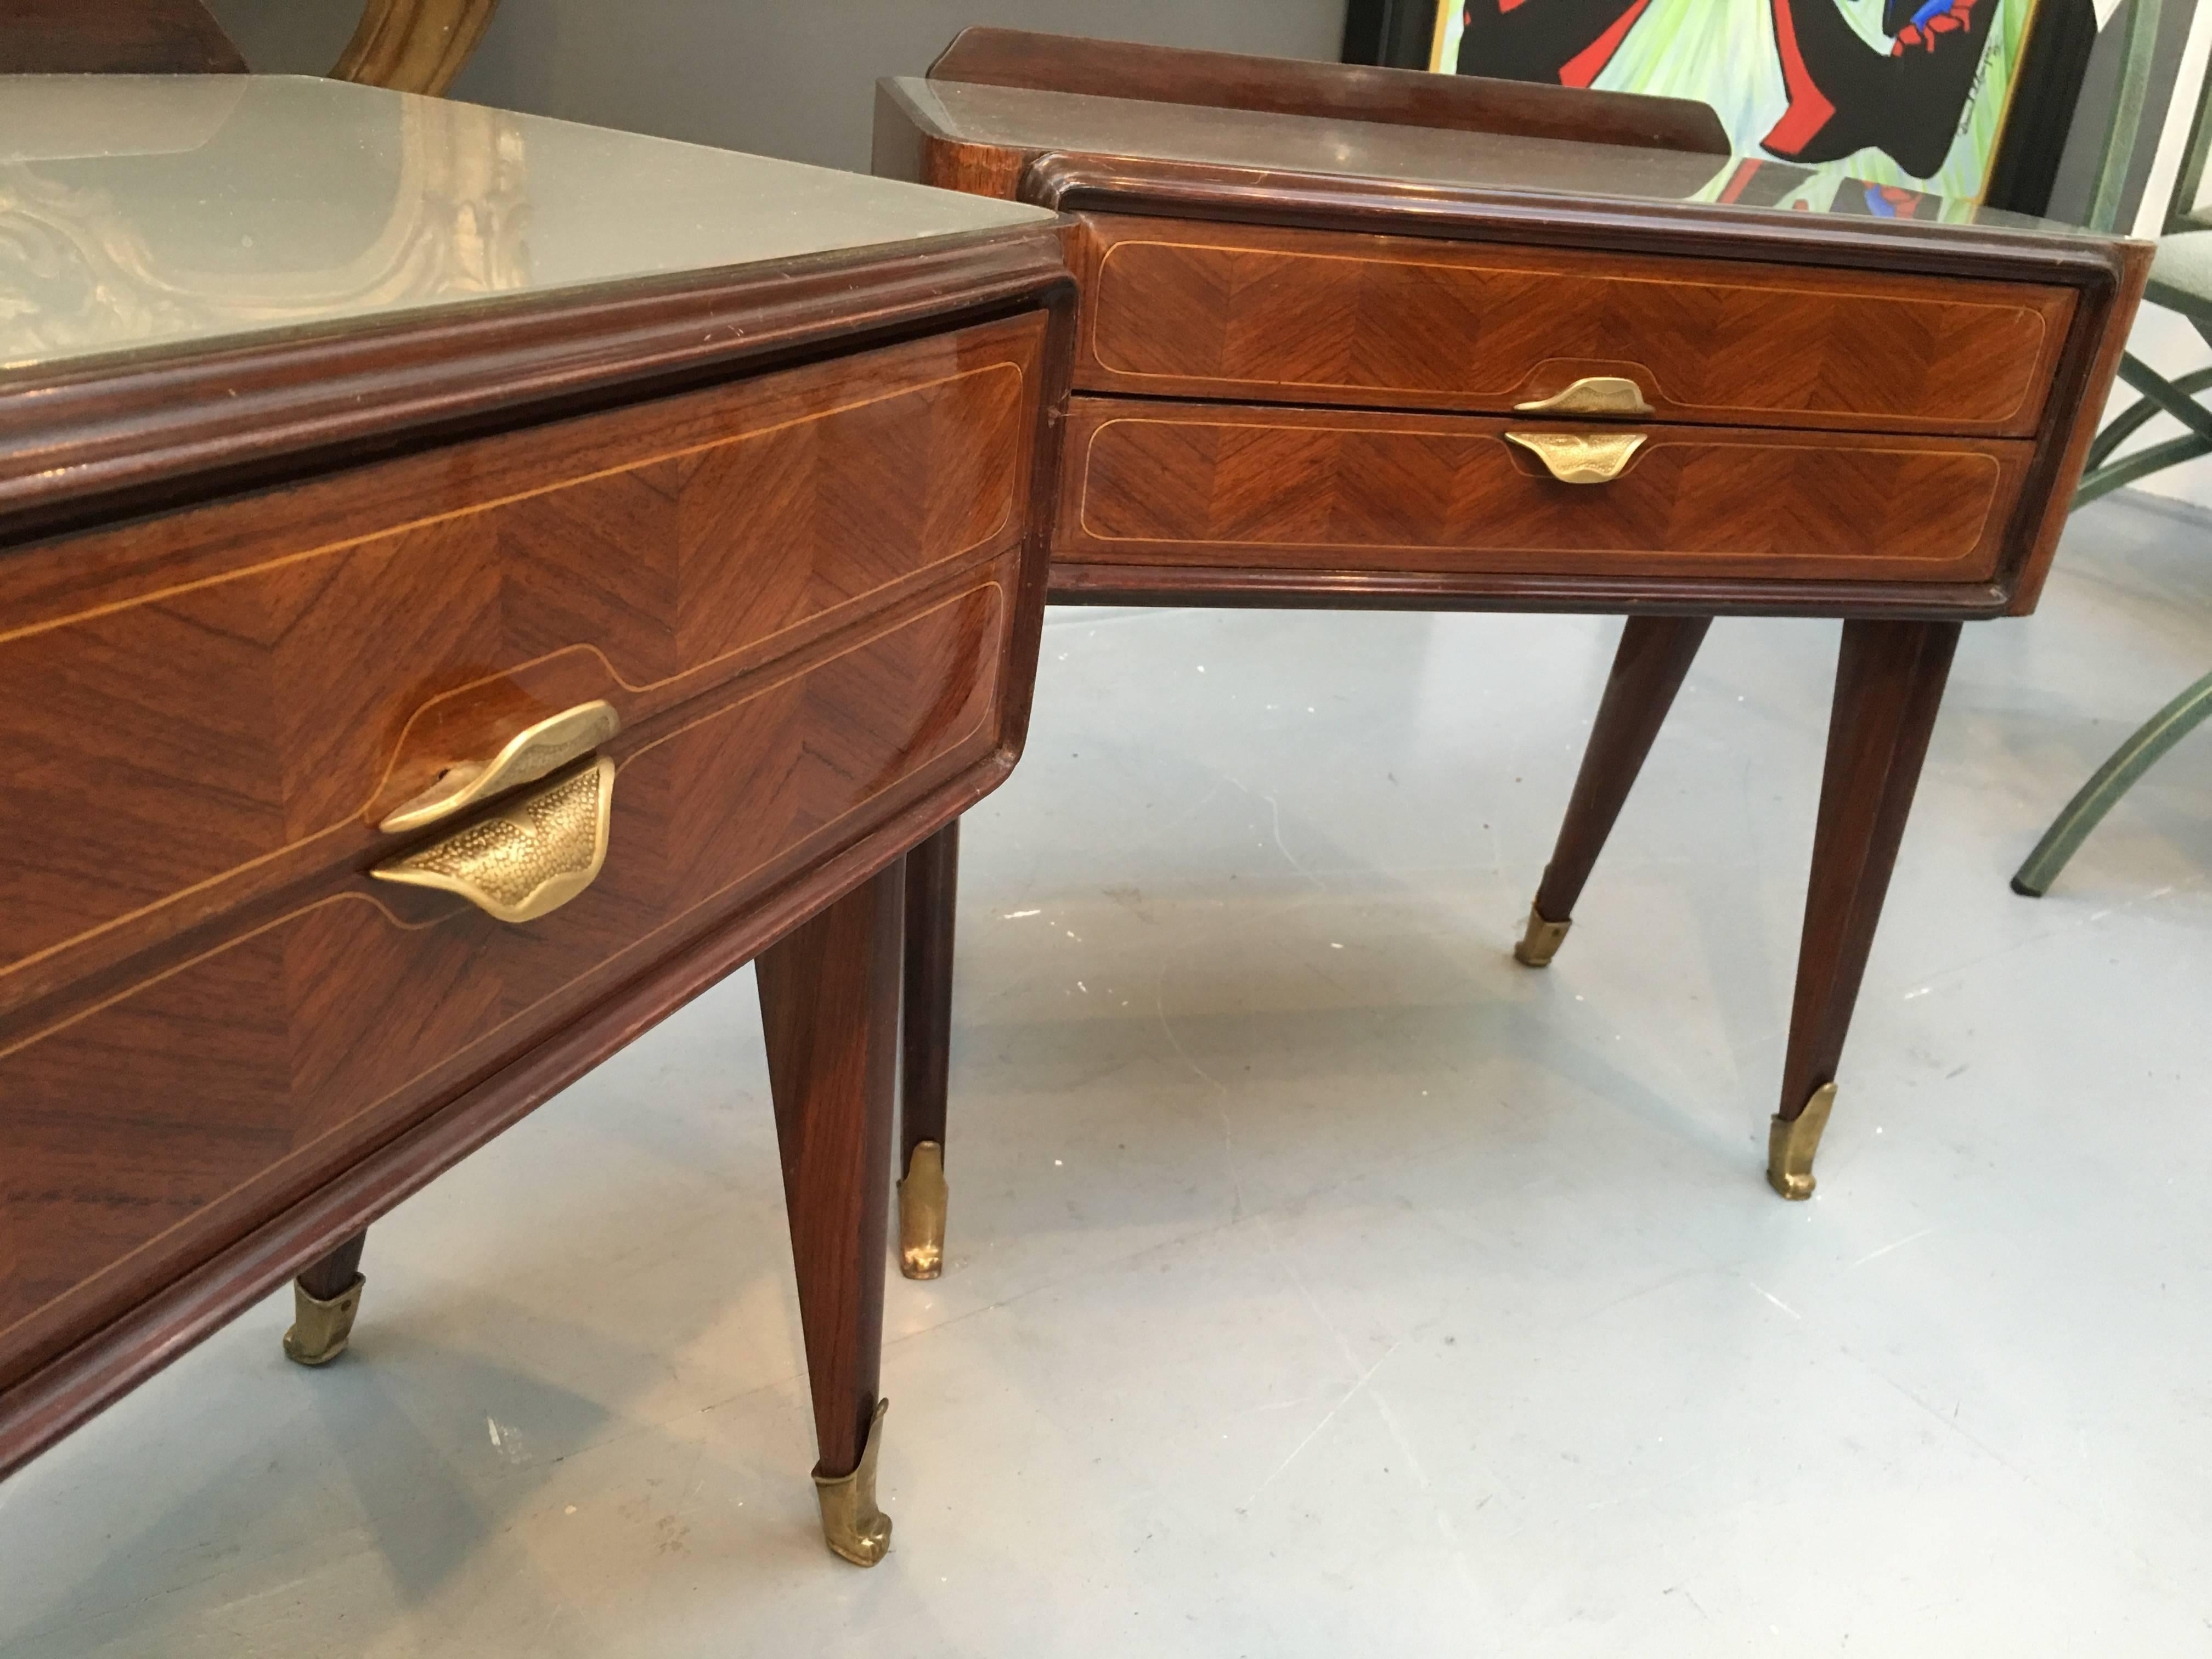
[[0, 76, 1054, 374]]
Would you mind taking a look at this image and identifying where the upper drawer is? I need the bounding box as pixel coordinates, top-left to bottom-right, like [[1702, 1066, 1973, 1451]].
[[1073, 215, 2075, 438], [0, 313, 1046, 1016]]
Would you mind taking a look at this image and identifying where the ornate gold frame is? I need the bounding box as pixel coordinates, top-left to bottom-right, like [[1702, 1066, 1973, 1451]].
[[331, 0, 502, 96]]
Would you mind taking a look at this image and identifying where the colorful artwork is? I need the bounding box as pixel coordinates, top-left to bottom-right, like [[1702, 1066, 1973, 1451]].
[[1442, 0, 2045, 203]]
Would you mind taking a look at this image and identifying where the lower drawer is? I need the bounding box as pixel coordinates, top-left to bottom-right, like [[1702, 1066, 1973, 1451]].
[[0, 575, 1012, 1388], [1056, 398, 2029, 583]]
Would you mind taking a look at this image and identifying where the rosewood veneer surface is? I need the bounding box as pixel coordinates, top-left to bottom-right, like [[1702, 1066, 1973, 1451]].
[[0, 71, 1073, 1542]]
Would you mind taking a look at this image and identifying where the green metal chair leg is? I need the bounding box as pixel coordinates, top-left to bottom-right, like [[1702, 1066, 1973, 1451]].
[[2083, 365, 2212, 475], [2013, 668, 2212, 896]]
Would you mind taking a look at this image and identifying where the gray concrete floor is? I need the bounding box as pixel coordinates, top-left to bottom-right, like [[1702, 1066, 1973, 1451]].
[[5, 493, 2210, 1657]]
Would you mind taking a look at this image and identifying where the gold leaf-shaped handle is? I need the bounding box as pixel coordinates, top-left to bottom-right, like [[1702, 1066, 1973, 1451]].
[[1504, 429, 1648, 484], [371, 757, 613, 923], [1513, 376, 1655, 417], [379, 700, 620, 834]]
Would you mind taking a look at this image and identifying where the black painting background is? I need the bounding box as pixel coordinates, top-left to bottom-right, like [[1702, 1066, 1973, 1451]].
[[1339, 0, 2100, 216]]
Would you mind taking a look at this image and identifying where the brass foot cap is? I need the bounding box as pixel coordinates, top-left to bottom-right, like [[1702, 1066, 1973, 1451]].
[[814, 1398, 892, 1566], [1767, 1083, 1837, 1201], [283, 1272, 365, 1367], [1513, 905, 1571, 968], [898, 1142, 947, 1280]]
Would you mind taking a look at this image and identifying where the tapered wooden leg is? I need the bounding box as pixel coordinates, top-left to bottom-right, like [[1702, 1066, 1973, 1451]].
[[758, 860, 902, 1566], [1516, 615, 1713, 966], [283, 1229, 366, 1367], [1770, 619, 1961, 1200], [898, 820, 957, 1280]]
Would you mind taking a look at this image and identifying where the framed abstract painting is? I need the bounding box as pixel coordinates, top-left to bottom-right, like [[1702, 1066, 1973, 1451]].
[[1364, 1, 2057, 206]]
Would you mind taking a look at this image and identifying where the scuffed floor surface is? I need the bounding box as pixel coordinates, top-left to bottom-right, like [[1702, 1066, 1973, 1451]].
[[5, 492, 2209, 1657]]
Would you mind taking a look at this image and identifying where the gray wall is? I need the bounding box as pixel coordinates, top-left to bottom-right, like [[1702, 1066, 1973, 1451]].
[[206, 1, 1348, 171], [202, 0, 358, 78]]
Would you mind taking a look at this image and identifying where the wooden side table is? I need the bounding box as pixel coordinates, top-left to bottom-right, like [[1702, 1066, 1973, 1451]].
[[875, 29, 2149, 1277], [0, 74, 1072, 1566]]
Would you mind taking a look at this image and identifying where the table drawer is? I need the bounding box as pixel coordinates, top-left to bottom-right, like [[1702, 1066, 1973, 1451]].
[[1056, 399, 2028, 583], [0, 572, 1015, 1388], [1074, 215, 2074, 438], [0, 313, 1046, 1017]]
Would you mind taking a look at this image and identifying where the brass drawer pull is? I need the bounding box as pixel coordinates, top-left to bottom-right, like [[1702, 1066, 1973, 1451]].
[[379, 700, 620, 834], [371, 757, 614, 923], [1513, 375, 1654, 417], [1505, 429, 1647, 484]]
